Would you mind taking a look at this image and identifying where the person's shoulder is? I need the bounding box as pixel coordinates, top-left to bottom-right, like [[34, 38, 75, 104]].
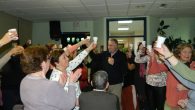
[[79, 91, 94, 98], [117, 50, 126, 55], [99, 92, 118, 100]]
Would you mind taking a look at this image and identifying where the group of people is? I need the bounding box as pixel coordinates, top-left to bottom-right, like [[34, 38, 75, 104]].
[[0, 30, 195, 110]]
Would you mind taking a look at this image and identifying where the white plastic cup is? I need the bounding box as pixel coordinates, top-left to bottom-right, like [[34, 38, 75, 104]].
[[156, 36, 166, 48], [72, 37, 75, 42], [142, 41, 146, 47], [93, 36, 98, 44], [147, 45, 152, 52], [8, 28, 18, 40], [87, 36, 91, 39], [8, 28, 17, 32], [129, 43, 133, 49], [58, 44, 62, 49], [67, 37, 70, 42]]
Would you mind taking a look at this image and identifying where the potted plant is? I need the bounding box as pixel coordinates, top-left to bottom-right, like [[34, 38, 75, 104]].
[[157, 20, 191, 50]]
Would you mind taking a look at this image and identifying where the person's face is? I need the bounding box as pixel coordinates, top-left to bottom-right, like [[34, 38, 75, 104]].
[[57, 52, 69, 69], [108, 40, 117, 53], [179, 47, 192, 62], [126, 50, 132, 58], [43, 56, 51, 74], [138, 44, 144, 51]]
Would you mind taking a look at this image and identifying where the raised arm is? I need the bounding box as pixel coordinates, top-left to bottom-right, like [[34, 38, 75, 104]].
[[0, 46, 24, 69], [0, 31, 18, 48], [66, 43, 96, 73], [155, 44, 195, 83]]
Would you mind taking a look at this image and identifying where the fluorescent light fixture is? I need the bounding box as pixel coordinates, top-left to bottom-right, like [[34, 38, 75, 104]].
[[118, 20, 133, 23], [118, 28, 129, 30], [118, 40, 123, 42]]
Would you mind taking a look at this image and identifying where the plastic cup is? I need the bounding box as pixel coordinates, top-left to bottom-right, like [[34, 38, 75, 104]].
[[8, 28, 17, 33], [147, 45, 152, 52], [87, 36, 91, 40], [156, 36, 166, 48], [129, 43, 133, 49], [93, 36, 98, 44], [8, 28, 18, 40], [142, 41, 146, 47]]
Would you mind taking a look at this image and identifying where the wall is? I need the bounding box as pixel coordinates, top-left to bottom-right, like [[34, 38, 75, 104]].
[[160, 17, 195, 42], [147, 16, 159, 44], [0, 12, 32, 56], [32, 17, 195, 47], [93, 18, 106, 51], [32, 20, 94, 45]]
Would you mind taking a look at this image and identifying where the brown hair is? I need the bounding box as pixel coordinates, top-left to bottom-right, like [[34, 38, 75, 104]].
[[20, 45, 49, 74], [109, 38, 118, 45], [45, 43, 57, 52], [174, 43, 193, 59], [50, 49, 64, 67]]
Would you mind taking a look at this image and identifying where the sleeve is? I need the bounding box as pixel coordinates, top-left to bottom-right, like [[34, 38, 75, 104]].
[[134, 52, 149, 63], [165, 61, 195, 90], [66, 50, 88, 72], [46, 82, 77, 110], [49, 69, 61, 82], [0, 51, 11, 69], [170, 61, 195, 83]]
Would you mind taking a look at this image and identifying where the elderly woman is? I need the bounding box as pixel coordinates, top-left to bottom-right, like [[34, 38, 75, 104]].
[[155, 44, 195, 110], [165, 43, 195, 110], [20, 45, 78, 110]]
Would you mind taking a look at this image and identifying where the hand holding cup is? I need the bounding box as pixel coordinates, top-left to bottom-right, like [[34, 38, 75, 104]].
[[108, 57, 114, 65], [8, 28, 19, 40]]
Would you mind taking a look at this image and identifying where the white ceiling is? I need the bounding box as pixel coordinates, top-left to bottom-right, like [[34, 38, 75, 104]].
[[0, 0, 195, 22]]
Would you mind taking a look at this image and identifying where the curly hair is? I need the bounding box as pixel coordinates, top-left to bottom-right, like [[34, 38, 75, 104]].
[[20, 45, 49, 74], [174, 43, 193, 60]]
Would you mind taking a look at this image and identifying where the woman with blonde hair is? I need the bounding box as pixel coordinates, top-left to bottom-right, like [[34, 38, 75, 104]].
[[165, 43, 195, 110]]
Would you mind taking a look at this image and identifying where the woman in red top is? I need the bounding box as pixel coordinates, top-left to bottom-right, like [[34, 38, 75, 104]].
[[165, 43, 195, 110]]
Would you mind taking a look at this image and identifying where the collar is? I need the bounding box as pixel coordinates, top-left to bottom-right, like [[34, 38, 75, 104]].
[[93, 89, 106, 92], [110, 49, 118, 57]]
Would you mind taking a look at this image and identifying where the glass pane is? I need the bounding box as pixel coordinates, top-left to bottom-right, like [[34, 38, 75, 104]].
[[109, 20, 144, 36]]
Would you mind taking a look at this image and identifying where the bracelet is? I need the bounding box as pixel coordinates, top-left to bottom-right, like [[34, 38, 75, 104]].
[[165, 54, 174, 60]]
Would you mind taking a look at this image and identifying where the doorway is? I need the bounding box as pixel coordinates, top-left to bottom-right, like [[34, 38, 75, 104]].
[[106, 17, 147, 52]]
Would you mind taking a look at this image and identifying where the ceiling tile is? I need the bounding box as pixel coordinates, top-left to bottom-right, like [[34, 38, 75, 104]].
[[108, 4, 129, 12], [130, 0, 156, 3], [81, 0, 106, 6], [1, 0, 195, 21], [106, 0, 130, 5], [86, 5, 107, 12]]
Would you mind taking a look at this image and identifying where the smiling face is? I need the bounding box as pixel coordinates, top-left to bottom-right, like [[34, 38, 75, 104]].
[[179, 47, 192, 62], [175, 43, 193, 63]]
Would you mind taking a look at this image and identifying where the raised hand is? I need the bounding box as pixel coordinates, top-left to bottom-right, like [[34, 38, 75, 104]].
[[108, 57, 114, 65], [0, 32, 18, 47], [69, 68, 82, 83], [58, 73, 67, 86], [10, 46, 24, 56]]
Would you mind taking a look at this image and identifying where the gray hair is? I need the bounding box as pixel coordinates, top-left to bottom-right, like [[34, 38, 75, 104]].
[[92, 70, 108, 90]]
